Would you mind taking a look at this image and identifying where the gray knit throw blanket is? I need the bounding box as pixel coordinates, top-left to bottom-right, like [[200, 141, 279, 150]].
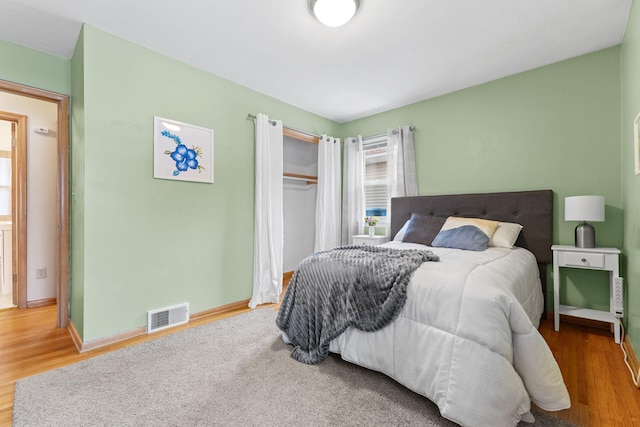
[[276, 245, 439, 364]]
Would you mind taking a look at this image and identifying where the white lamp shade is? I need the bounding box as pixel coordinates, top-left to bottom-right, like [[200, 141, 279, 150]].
[[313, 0, 357, 27], [564, 195, 605, 222]]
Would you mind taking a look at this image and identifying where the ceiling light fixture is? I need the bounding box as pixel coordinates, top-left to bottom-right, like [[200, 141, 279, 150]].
[[310, 0, 361, 27]]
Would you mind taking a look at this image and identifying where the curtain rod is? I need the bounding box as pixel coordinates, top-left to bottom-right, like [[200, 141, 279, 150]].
[[360, 125, 416, 141], [246, 114, 321, 139], [247, 114, 414, 141], [247, 113, 276, 126]]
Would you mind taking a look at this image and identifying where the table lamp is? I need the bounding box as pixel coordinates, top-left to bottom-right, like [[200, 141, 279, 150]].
[[564, 195, 605, 248]]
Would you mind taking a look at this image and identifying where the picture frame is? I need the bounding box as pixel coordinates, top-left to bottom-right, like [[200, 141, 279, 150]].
[[635, 112, 640, 176], [153, 116, 214, 183]]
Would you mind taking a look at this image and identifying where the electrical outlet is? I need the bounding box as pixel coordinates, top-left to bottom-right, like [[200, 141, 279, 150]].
[[36, 268, 46, 279]]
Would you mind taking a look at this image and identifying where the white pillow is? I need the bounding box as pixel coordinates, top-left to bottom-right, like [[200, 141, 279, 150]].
[[488, 222, 523, 248], [439, 216, 499, 238], [393, 220, 411, 241]]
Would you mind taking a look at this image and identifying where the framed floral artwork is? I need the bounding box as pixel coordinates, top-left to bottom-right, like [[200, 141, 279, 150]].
[[153, 116, 214, 183]]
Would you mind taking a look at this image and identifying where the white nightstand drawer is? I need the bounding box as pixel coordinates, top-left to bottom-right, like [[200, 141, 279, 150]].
[[563, 252, 605, 268], [352, 235, 389, 246]]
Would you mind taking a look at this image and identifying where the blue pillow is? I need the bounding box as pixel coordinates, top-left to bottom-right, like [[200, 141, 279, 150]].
[[432, 225, 490, 251]]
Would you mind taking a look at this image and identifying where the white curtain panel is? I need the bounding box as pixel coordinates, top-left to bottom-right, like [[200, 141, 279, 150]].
[[250, 113, 284, 308], [314, 135, 342, 252], [341, 136, 364, 245], [386, 126, 418, 236]]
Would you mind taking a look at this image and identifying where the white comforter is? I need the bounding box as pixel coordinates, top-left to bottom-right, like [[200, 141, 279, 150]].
[[328, 242, 570, 427]]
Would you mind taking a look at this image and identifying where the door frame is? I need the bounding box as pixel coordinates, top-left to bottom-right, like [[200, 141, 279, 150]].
[[0, 80, 70, 328], [0, 112, 27, 310]]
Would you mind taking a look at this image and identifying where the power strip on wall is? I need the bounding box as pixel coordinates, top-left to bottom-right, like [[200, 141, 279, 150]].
[[613, 276, 624, 318]]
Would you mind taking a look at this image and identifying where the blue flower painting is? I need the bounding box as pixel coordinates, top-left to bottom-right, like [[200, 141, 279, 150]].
[[153, 117, 214, 184], [161, 130, 205, 177]]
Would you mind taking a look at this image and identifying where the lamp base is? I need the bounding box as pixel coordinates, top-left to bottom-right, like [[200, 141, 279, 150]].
[[575, 222, 596, 248]]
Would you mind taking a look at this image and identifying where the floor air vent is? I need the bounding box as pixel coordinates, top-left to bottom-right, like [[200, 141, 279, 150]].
[[147, 303, 189, 333]]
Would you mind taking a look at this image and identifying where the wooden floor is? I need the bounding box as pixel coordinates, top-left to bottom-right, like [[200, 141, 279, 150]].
[[1, 304, 639, 426], [537, 320, 640, 426]]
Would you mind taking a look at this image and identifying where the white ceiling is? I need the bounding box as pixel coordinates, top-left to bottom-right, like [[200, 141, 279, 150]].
[[0, 0, 632, 123]]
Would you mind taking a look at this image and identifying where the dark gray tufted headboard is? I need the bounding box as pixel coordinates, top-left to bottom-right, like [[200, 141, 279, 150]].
[[390, 190, 553, 314]]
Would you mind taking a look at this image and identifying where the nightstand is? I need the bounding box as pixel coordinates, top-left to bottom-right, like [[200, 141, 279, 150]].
[[552, 245, 622, 343], [352, 235, 389, 246]]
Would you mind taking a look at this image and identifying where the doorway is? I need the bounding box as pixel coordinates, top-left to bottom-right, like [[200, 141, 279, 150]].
[[0, 80, 69, 328]]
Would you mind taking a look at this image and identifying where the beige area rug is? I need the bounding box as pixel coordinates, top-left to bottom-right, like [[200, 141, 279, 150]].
[[13, 309, 574, 426]]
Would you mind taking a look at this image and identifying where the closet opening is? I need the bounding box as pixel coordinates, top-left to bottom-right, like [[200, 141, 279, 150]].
[[282, 127, 319, 287]]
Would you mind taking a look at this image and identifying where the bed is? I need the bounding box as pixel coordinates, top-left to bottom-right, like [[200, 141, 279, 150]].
[[277, 190, 571, 427]]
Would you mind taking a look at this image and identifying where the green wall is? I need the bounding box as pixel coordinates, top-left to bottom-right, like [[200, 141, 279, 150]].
[[0, 39, 70, 95], [73, 26, 338, 341], [622, 0, 640, 352], [341, 48, 623, 315]]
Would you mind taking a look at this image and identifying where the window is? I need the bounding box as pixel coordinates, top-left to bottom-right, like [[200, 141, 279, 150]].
[[363, 136, 388, 222]]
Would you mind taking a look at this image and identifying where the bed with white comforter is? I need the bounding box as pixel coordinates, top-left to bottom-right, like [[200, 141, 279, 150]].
[[278, 190, 570, 426], [327, 242, 570, 426]]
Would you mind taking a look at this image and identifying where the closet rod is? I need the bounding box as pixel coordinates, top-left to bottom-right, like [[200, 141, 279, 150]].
[[247, 114, 321, 139], [360, 125, 416, 141], [283, 173, 318, 185]]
